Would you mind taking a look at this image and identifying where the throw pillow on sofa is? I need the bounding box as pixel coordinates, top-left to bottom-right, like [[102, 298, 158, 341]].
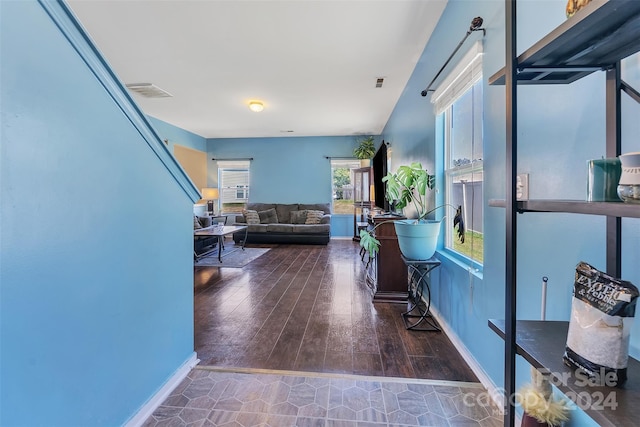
[[258, 208, 279, 224], [194, 216, 203, 229], [243, 209, 260, 225], [305, 210, 325, 224], [290, 210, 307, 224]]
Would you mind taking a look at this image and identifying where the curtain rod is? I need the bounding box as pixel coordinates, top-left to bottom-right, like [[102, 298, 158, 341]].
[[325, 156, 358, 160], [211, 157, 253, 161], [420, 16, 485, 97]]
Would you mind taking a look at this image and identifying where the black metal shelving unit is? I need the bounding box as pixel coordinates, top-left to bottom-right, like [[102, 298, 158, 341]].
[[489, 320, 640, 427], [488, 199, 640, 218], [490, 0, 640, 85], [492, 1, 640, 426]]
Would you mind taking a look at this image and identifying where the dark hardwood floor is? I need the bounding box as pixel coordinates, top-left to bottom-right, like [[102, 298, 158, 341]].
[[194, 239, 478, 383]]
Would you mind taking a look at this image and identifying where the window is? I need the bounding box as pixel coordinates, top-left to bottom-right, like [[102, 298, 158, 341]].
[[433, 41, 483, 264], [217, 160, 250, 213], [236, 186, 248, 200], [331, 159, 362, 214]]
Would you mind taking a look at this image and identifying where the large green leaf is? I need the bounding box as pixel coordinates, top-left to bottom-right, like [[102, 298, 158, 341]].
[[361, 157, 462, 257], [381, 162, 436, 218], [359, 229, 380, 256], [383, 174, 401, 202]]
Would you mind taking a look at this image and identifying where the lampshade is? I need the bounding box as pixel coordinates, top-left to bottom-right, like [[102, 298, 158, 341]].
[[248, 101, 264, 112], [201, 188, 219, 200]]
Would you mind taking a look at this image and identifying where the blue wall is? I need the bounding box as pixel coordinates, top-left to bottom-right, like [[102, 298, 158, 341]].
[[208, 135, 357, 202], [149, 116, 207, 153], [207, 135, 369, 236], [5, 1, 636, 425], [1, 1, 196, 425], [382, 1, 640, 425]]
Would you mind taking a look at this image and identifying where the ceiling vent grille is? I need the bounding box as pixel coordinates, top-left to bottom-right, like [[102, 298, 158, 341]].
[[125, 83, 173, 98], [375, 78, 384, 88]]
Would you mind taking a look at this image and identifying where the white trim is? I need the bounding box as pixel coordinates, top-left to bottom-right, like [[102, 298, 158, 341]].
[[196, 365, 484, 388], [124, 352, 199, 427], [432, 40, 483, 115], [428, 305, 505, 415]]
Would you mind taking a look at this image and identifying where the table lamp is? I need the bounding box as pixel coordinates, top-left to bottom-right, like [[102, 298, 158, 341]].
[[201, 188, 219, 215]]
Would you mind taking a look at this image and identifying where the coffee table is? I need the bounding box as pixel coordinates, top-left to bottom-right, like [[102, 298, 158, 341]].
[[194, 225, 248, 262]]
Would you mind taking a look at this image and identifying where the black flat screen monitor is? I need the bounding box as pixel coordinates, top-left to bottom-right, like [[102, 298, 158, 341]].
[[372, 142, 389, 211]]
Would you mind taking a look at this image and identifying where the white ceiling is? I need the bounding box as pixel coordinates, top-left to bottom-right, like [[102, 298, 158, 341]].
[[67, 0, 447, 139]]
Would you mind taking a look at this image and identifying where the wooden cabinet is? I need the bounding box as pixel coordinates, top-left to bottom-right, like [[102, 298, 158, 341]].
[[365, 214, 408, 302]]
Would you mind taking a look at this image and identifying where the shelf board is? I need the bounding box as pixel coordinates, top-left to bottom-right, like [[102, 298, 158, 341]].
[[489, 0, 640, 85], [354, 201, 374, 208], [488, 199, 640, 218], [489, 319, 640, 427]]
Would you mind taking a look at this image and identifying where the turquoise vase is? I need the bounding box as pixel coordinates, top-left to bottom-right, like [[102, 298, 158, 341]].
[[393, 219, 443, 261]]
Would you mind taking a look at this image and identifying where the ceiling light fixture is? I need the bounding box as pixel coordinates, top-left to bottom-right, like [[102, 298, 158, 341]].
[[248, 101, 264, 112]]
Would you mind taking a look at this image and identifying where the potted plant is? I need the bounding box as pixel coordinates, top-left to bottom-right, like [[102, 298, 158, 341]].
[[359, 162, 465, 260], [354, 136, 376, 166]]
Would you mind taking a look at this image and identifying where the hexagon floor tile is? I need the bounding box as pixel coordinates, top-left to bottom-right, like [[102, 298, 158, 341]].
[[142, 367, 503, 427]]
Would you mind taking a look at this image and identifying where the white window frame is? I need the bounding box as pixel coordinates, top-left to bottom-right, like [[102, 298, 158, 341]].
[[330, 159, 362, 214], [217, 160, 251, 213], [432, 41, 483, 265]]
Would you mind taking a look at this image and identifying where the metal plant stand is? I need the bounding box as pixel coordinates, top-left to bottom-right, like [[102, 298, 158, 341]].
[[400, 255, 441, 331]]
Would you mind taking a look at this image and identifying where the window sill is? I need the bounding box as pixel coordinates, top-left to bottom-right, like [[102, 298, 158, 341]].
[[436, 248, 483, 280]]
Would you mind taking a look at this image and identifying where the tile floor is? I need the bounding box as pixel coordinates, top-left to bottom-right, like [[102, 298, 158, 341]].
[[142, 367, 503, 427]]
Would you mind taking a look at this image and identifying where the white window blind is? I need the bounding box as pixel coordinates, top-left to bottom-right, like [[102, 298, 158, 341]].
[[431, 40, 483, 115], [218, 160, 250, 204]]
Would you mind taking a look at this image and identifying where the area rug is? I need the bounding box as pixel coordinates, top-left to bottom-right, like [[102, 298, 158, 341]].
[[194, 247, 270, 268]]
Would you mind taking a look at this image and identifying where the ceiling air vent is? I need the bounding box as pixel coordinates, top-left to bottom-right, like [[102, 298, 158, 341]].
[[375, 78, 384, 88], [125, 83, 172, 98]]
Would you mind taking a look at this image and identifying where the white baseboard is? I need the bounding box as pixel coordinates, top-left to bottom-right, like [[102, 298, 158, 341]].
[[429, 305, 505, 414], [125, 352, 199, 427]]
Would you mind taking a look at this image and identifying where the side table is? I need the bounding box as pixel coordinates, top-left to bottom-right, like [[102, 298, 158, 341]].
[[400, 255, 441, 331]]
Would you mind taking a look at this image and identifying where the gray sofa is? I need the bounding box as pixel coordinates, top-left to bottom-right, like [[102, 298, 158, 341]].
[[232, 203, 331, 245]]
